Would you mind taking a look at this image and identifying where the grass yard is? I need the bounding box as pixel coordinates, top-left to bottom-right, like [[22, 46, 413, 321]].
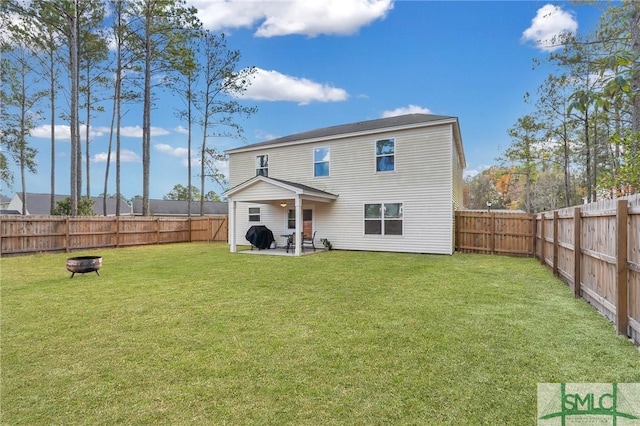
[[1, 243, 639, 425]]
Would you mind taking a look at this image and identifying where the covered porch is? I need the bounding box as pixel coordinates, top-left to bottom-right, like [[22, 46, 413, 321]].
[[223, 176, 338, 256]]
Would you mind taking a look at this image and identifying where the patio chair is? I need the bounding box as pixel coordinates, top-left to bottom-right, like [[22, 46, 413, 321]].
[[286, 231, 317, 253], [302, 231, 317, 251]]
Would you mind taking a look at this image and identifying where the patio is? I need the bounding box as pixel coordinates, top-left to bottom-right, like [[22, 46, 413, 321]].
[[238, 245, 328, 256]]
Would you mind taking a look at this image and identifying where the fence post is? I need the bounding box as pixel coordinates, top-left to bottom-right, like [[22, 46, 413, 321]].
[[573, 207, 581, 298], [454, 212, 460, 252], [539, 214, 545, 265], [553, 211, 559, 276], [530, 214, 536, 257], [116, 216, 120, 248], [489, 212, 495, 255], [616, 199, 629, 336], [65, 217, 70, 253]]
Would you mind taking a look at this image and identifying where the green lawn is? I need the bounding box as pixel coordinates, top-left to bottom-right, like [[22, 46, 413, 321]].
[[1, 243, 639, 425]]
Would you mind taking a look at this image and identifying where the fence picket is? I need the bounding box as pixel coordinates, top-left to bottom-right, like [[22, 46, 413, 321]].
[[0, 215, 228, 256], [456, 193, 640, 345]]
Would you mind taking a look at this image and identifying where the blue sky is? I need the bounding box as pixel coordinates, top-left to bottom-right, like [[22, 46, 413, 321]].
[[10, 0, 605, 200]]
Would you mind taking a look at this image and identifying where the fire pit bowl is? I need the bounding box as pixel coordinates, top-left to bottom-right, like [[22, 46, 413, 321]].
[[66, 256, 102, 279]]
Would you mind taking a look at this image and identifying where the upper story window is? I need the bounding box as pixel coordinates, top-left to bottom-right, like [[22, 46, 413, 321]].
[[256, 155, 268, 176], [314, 147, 330, 177], [364, 202, 403, 235], [248, 207, 260, 222], [375, 138, 395, 172]]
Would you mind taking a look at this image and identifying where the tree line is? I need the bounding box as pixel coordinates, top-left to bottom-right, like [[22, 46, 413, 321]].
[[465, 2, 640, 213], [1, 0, 256, 216]]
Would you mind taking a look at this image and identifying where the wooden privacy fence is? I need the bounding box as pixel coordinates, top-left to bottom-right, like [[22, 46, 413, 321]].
[[455, 211, 536, 256], [456, 194, 640, 345], [536, 195, 640, 344], [0, 215, 228, 256]]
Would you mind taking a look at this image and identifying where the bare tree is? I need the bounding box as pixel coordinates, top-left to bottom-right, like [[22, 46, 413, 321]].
[[194, 31, 256, 215], [0, 21, 46, 214], [127, 0, 200, 216]]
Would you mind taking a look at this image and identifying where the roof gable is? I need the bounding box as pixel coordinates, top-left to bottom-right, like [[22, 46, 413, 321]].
[[224, 175, 338, 201]]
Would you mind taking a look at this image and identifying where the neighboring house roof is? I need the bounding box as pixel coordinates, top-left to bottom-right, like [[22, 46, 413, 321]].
[[225, 113, 465, 168], [7, 193, 131, 215], [131, 198, 228, 216], [0, 210, 21, 215], [224, 175, 338, 200]]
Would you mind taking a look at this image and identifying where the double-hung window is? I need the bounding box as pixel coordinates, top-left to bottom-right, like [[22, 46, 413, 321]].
[[375, 138, 395, 172], [314, 147, 330, 177], [364, 203, 403, 235], [248, 207, 261, 222], [256, 155, 268, 176]]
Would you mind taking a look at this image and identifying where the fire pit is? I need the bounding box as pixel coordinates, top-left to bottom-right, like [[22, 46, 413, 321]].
[[66, 256, 102, 279]]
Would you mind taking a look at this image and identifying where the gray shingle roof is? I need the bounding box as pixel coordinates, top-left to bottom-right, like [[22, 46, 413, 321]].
[[131, 198, 228, 215], [11, 193, 131, 215], [267, 177, 338, 197], [226, 113, 457, 153]]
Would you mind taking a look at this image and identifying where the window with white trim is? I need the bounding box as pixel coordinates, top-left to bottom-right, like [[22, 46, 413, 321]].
[[364, 203, 403, 235], [256, 155, 268, 176], [375, 138, 395, 172], [248, 207, 260, 222], [314, 147, 330, 177]]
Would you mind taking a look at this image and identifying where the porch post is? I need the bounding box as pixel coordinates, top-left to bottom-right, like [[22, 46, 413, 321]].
[[229, 199, 237, 253], [295, 196, 302, 256]]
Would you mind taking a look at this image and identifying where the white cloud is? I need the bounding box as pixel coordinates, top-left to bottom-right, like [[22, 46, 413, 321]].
[[237, 68, 348, 105], [255, 130, 279, 141], [522, 4, 577, 52], [120, 126, 170, 137], [188, 0, 267, 33], [155, 144, 229, 182], [192, 157, 230, 181], [31, 125, 71, 140], [1, 10, 36, 47], [463, 165, 491, 180], [188, 0, 393, 37], [381, 104, 432, 118], [30, 124, 169, 140], [155, 143, 189, 158], [174, 126, 189, 135], [92, 149, 141, 163], [30, 125, 107, 141]]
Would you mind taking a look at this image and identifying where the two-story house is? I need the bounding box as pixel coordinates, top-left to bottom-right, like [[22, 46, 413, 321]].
[[224, 113, 466, 255]]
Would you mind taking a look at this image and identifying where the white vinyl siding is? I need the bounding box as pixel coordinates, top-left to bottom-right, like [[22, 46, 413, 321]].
[[230, 180, 294, 202], [234, 203, 285, 245], [228, 123, 460, 254]]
